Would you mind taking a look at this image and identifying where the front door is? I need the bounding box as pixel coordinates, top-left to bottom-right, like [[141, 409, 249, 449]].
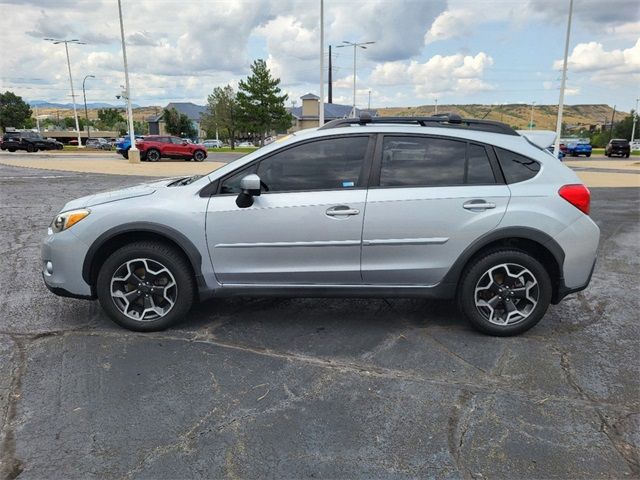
[[362, 135, 510, 285], [206, 135, 374, 285]]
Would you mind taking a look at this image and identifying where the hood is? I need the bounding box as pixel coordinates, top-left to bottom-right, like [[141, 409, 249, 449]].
[[60, 177, 180, 211]]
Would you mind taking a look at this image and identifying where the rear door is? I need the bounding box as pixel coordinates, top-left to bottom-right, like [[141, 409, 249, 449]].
[[361, 135, 510, 285]]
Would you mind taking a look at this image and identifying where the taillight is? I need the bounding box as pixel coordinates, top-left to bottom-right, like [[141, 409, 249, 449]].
[[559, 184, 590, 215]]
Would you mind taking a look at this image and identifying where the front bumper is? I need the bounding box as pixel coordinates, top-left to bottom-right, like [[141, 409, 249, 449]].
[[42, 229, 95, 299]]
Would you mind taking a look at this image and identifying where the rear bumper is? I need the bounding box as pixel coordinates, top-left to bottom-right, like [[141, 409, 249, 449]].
[[552, 257, 596, 304]]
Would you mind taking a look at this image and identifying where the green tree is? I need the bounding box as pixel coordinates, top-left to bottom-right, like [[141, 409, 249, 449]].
[[612, 112, 635, 140], [62, 116, 85, 130], [202, 85, 240, 149], [96, 108, 125, 129], [163, 107, 197, 138], [0, 91, 33, 132], [237, 59, 291, 146]]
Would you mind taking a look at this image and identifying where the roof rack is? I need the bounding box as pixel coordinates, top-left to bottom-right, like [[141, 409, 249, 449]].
[[318, 112, 519, 136]]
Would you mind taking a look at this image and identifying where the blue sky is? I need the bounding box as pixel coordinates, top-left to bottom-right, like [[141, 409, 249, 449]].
[[0, 0, 638, 112]]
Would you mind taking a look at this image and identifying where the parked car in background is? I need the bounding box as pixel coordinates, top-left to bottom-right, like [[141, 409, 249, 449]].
[[43, 114, 599, 336], [203, 139, 223, 148], [115, 135, 145, 159], [605, 139, 630, 158], [85, 137, 112, 151], [631, 140, 640, 152], [566, 139, 592, 157], [237, 141, 256, 147], [1, 131, 63, 152], [136, 135, 208, 162]]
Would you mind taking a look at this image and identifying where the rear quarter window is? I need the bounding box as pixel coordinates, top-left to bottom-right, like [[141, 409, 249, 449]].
[[495, 147, 540, 184]]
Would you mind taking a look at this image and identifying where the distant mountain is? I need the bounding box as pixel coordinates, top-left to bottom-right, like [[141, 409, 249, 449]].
[[28, 100, 140, 109]]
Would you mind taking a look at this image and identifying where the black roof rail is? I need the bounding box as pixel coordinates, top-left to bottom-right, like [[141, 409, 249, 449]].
[[318, 112, 519, 136]]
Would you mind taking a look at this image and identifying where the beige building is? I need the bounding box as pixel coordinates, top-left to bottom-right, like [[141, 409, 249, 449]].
[[288, 93, 377, 132]]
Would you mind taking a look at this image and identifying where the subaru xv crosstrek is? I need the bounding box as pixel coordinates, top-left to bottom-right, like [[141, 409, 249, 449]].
[[42, 114, 600, 336]]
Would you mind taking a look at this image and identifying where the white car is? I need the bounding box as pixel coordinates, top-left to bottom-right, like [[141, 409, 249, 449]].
[[203, 139, 223, 148]]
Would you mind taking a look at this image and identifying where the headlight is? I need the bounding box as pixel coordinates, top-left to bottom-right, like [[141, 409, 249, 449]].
[[50, 209, 90, 233]]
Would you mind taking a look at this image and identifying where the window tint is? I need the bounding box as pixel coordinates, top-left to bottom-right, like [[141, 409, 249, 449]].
[[256, 136, 368, 192], [495, 147, 540, 183], [467, 144, 496, 184], [220, 164, 258, 194], [171, 137, 184, 144], [381, 137, 466, 186]]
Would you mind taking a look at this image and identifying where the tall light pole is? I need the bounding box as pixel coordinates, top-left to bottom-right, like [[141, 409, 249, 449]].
[[631, 97, 639, 146], [529, 101, 536, 130], [336, 40, 375, 117], [44, 38, 85, 147], [319, 0, 324, 127], [434, 98, 438, 115], [554, 0, 573, 156], [82, 75, 95, 140], [117, 0, 139, 163]]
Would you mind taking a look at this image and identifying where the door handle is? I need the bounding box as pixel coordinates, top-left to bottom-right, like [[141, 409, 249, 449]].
[[463, 200, 496, 210], [326, 206, 360, 216]]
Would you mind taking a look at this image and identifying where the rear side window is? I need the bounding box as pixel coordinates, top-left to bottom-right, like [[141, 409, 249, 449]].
[[495, 147, 540, 184], [379, 136, 496, 187]]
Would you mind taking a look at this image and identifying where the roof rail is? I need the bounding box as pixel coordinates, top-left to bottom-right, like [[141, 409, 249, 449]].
[[318, 112, 519, 136]]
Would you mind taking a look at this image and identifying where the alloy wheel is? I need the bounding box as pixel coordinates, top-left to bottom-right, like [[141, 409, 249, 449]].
[[110, 258, 177, 321], [474, 263, 539, 326]]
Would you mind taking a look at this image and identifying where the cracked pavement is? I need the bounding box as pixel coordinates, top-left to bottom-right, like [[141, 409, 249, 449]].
[[0, 164, 638, 479]]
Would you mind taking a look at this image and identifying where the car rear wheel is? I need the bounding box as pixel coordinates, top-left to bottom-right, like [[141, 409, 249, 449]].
[[96, 241, 195, 331], [146, 149, 161, 162], [458, 250, 552, 336], [586, 153, 591, 157], [26, 144, 35, 152], [193, 150, 205, 162]]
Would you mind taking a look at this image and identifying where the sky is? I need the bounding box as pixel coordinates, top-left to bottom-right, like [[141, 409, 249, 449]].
[[0, 0, 638, 111]]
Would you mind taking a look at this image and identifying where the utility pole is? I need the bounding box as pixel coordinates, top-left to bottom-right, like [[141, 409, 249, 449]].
[[434, 98, 438, 115], [328, 45, 333, 104], [45, 38, 85, 147], [630, 98, 639, 146], [368, 90, 371, 110], [82, 74, 95, 140], [319, 0, 324, 127], [609, 105, 616, 142], [554, 0, 574, 156], [35, 105, 40, 133], [117, 0, 139, 163], [529, 101, 536, 130], [336, 40, 375, 117]]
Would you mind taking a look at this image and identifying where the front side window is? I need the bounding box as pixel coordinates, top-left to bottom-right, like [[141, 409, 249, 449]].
[[256, 136, 369, 192], [171, 137, 184, 144], [495, 147, 540, 184], [380, 136, 495, 187]]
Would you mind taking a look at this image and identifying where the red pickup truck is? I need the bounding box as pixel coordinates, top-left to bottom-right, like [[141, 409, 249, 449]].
[[136, 135, 208, 162]]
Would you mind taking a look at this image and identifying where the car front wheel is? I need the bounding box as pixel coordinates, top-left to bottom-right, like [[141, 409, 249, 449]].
[[146, 149, 161, 162], [458, 250, 552, 336], [96, 241, 195, 331], [193, 150, 205, 162]]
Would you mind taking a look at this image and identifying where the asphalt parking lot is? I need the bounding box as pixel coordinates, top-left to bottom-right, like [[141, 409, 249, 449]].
[[0, 163, 638, 478]]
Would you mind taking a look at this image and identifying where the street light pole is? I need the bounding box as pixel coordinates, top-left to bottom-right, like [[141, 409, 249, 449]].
[[554, 0, 573, 156], [631, 97, 639, 146], [319, 0, 324, 127], [117, 0, 140, 163], [82, 75, 95, 140], [45, 38, 85, 147], [336, 40, 375, 117], [529, 101, 536, 130]]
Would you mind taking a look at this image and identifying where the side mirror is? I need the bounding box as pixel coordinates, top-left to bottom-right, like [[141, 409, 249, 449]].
[[236, 174, 262, 208]]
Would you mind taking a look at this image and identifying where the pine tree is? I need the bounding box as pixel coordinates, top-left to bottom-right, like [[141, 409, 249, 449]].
[[237, 59, 291, 146]]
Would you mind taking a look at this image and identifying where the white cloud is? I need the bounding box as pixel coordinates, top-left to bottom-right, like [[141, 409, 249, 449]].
[[370, 52, 494, 97], [553, 39, 640, 73]]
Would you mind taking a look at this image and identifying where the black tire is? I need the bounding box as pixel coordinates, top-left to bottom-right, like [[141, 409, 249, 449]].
[[122, 150, 129, 159], [606, 152, 611, 157], [146, 149, 161, 162], [96, 241, 195, 332], [457, 249, 552, 336], [625, 153, 630, 158], [8, 148, 15, 153], [193, 150, 205, 162], [26, 144, 35, 152], [586, 153, 591, 157]]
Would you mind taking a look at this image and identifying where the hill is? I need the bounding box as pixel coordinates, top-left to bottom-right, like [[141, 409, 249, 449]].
[[377, 104, 628, 131]]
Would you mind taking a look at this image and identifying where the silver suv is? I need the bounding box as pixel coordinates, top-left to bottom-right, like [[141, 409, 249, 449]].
[[42, 114, 600, 336]]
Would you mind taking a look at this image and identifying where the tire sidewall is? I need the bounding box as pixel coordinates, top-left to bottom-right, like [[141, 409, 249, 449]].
[[147, 149, 160, 162], [194, 150, 205, 161], [458, 250, 552, 336], [96, 242, 194, 331]]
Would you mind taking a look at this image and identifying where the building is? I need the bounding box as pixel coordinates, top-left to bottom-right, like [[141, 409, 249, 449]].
[[288, 93, 377, 132], [147, 102, 207, 139]]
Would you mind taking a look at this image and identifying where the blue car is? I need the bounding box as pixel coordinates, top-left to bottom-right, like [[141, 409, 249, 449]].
[[115, 135, 144, 159], [566, 140, 592, 157]]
